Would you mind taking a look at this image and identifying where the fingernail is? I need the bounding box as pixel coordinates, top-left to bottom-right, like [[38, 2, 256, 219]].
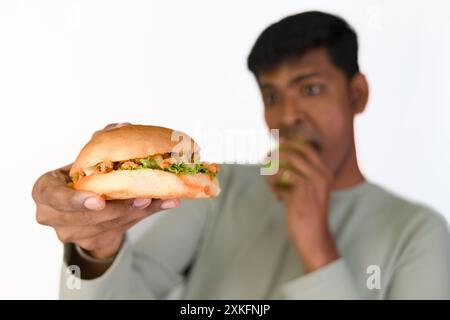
[[84, 197, 104, 211], [116, 122, 131, 127], [133, 198, 152, 208], [161, 199, 179, 209]]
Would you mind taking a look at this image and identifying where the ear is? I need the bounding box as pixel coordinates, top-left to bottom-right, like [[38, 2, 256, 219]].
[[349, 73, 369, 115]]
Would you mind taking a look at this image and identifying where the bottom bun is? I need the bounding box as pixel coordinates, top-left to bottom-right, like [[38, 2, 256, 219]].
[[73, 169, 221, 200]]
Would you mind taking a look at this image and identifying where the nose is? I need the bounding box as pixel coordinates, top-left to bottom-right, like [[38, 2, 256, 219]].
[[280, 96, 306, 128]]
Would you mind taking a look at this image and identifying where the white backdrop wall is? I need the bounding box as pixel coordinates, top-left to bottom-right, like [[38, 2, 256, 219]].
[[0, 0, 449, 299]]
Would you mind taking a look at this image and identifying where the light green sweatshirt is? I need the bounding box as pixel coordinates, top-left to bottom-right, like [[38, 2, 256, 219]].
[[60, 164, 450, 299]]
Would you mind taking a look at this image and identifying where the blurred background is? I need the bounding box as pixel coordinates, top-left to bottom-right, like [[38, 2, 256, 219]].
[[0, 0, 449, 299]]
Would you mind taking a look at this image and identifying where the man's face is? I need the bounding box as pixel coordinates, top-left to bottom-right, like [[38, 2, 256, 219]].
[[258, 48, 358, 176]]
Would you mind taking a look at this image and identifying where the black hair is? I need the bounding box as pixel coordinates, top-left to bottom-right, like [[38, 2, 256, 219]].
[[247, 11, 359, 79]]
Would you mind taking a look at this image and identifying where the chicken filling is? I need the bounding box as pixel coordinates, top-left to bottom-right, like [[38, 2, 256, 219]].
[[71, 153, 220, 183]]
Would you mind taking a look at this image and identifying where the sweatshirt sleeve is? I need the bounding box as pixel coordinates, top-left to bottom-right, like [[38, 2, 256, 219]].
[[59, 199, 213, 300], [386, 212, 450, 299], [278, 258, 363, 299]]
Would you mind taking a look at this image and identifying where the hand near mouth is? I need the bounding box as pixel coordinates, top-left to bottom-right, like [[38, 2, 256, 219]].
[[267, 137, 339, 273]]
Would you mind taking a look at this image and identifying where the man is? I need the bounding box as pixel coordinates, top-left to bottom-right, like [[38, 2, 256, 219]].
[[33, 11, 450, 299]]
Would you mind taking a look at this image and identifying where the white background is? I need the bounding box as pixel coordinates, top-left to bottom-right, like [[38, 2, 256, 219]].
[[0, 0, 449, 299]]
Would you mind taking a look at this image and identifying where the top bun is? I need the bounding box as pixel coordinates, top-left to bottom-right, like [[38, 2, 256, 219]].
[[70, 125, 200, 177]]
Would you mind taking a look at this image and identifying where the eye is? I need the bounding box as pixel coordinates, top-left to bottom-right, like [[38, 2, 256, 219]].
[[302, 84, 323, 96], [262, 92, 280, 106]]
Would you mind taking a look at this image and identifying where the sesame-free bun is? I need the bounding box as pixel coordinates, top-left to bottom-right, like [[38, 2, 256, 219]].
[[73, 169, 220, 200], [69, 124, 220, 199], [70, 125, 200, 176]]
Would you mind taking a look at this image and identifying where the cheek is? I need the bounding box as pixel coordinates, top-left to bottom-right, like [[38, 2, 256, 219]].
[[316, 81, 353, 142], [314, 104, 353, 168], [322, 105, 350, 138]]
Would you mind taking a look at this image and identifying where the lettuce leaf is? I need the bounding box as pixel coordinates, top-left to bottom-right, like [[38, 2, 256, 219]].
[[139, 158, 160, 169], [119, 157, 217, 177], [166, 163, 215, 177]]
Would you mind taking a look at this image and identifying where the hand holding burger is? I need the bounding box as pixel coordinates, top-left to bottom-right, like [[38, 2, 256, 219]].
[[33, 123, 220, 279]]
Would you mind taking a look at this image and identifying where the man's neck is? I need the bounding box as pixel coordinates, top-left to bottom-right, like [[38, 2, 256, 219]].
[[331, 141, 365, 191]]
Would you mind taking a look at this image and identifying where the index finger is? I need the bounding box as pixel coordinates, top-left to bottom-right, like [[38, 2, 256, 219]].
[[33, 165, 105, 212]]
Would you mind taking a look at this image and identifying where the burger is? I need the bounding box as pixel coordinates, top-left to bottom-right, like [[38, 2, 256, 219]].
[[69, 124, 220, 200]]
